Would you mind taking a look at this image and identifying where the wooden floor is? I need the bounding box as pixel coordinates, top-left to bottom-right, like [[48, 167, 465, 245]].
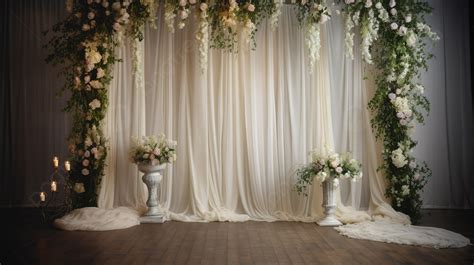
[[1, 209, 473, 265]]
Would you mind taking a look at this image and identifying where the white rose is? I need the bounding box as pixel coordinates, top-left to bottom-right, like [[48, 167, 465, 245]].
[[85, 50, 102, 65], [390, 8, 397, 16], [84, 75, 91, 83], [405, 14, 412, 23], [200, 3, 208, 11], [88, 12, 95, 20], [365, 0, 372, 8], [179, 0, 187, 7], [89, 99, 101, 110], [153, 148, 161, 156], [388, 93, 396, 101], [178, 22, 185, 29], [375, 2, 382, 9], [390, 22, 398, 30], [143, 153, 149, 159], [96, 68, 105, 79], [398, 25, 407, 35], [82, 159, 90, 167], [189, 0, 196, 4], [335, 167, 343, 174], [105, 10, 110, 16], [85, 64, 94, 72], [391, 148, 407, 168], [406, 31, 417, 47], [400, 119, 407, 126], [102, 1, 109, 8], [89, 80, 103, 89], [396, 112, 405, 119], [82, 168, 90, 176], [389, 0, 396, 8], [345, 0, 354, 4], [247, 4, 255, 12], [82, 24, 90, 31]]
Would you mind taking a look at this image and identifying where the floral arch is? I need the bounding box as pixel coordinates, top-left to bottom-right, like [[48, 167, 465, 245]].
[[46, 0, 438, 223]]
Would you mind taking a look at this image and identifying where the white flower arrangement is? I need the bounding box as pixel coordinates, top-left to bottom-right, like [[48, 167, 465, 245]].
[[296, 0, 331, 69], [295, 150, 362, 195], [270, 0, 282, 30], [130, 135, 178, 166]]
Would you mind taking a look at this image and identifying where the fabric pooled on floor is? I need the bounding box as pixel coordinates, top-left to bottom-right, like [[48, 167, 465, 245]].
[[334, 219, 470, 248], [54, 207, 140, 231]]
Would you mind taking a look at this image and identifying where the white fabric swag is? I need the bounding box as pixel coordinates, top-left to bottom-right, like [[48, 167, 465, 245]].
[[97, 5, 409, 224]]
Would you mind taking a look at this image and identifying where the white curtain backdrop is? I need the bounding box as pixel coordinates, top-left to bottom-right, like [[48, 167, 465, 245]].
[[98, 5, 412, 223]]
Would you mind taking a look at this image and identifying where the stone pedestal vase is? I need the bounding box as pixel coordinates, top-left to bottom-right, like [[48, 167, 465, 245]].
[[138, 163, 166, 223], [317, 178, 342, 227]]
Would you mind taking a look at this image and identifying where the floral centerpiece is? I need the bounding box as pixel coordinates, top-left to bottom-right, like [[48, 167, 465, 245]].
[[295, 151, 362, 195], [129, 134, 177, 223], [129, 134, 177, 166], [295, 150, 362, 226]]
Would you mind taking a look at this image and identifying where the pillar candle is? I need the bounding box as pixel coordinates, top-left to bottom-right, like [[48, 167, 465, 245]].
[[53, 156, 59, 169], [51, 181, 57, 192], [40, 192, 46, 202]]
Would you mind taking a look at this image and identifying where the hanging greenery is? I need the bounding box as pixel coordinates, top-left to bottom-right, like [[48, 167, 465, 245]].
[[341, 0, 438, 223], [45, 0, 157, 209]]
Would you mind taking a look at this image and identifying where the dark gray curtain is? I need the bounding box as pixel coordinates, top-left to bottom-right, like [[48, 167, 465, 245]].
[[1, 0, 70, 207], [0, 1, 12, 207]]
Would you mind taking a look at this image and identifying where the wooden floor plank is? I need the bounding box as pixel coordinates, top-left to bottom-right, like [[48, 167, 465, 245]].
[[2, 209, 473, 265]]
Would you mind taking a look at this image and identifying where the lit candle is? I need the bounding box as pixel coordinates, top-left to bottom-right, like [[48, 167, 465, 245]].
[[51, 181, 57, 192], [40, 192, 46, 202], [65, 161, 71, 172], [53, 156, 59, 169]]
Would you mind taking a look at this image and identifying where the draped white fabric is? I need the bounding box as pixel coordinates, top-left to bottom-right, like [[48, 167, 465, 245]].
[[98, 5, 403, 223]]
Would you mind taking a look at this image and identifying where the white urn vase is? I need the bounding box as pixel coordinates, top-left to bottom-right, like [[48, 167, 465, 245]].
[[317, 178, 342, 227], [138, 163, 167, 223]]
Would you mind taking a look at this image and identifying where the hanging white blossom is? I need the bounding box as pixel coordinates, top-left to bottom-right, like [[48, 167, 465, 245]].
[[196, 3, 209, 73], [305, 23, 321, 70]]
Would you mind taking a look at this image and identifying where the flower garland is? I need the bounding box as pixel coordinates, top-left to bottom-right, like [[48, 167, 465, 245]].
[[342, 0, 438, 223], [45, 0, 156, 209], [296, 0, 331, 69]]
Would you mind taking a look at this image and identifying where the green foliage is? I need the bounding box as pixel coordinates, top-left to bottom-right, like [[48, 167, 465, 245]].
[[45, 0, 154, 209]]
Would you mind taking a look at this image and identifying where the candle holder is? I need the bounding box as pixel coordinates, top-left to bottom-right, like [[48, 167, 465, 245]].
[[31, 157, 73, 223]]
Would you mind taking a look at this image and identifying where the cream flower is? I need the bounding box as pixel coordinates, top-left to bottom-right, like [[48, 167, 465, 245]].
[[74, 183, 85, 193], [89, 99, 101, 110], [89, 80, 103, 89]]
